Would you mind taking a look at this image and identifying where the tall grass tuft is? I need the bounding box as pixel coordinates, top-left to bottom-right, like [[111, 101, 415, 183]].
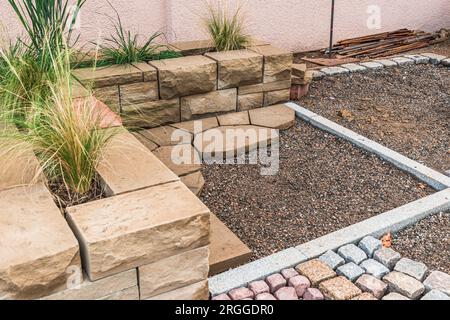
[[0, 40, 119, 196], [7, 0, 85, 69], [99, 2, 181, 65], [205, 1, 251, 51]]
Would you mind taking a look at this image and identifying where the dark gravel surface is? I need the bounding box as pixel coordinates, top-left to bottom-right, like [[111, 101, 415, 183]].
[[393, 212, 450, 274], [298, 64, 450, 172], [200, 120, 433, 260]]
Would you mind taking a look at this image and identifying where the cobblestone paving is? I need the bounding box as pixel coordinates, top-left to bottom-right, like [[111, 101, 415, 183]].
[[212, 236, 450, 300]]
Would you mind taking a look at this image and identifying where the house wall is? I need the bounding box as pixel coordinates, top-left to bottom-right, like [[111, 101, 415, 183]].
[[1, 0, 449, 52]]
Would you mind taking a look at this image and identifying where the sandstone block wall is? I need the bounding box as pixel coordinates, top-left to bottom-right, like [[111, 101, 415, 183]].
[[74, 45, 293, 128]]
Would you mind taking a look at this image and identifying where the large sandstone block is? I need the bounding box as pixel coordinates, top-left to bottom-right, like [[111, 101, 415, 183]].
[[120, 98, 180, 128], [170, 40, 214, 56], [139, 246, 209, 299], [249, 45, 293, 83], [93, 85, 120, 113], [181, 89, 237, 121], [119, 82, 159, 106], [66, 181, 210, 281], [41, 269, 137, 300], [152, 145, 201, 177], [150, 56, 217, 99], [147, 280, 209, 300], [205, 50, 263, 89], [73, 64, 144, 88], [132, 62, 157, 82], [238, 93, 264, 111], [96, 130, 179, 195], [99, 286, 139, 300], [264, 89, 291, 106], [0, 184, 81, 300]]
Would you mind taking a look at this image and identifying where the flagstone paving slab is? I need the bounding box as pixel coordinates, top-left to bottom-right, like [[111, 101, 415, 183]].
[[248, 104, 295, 129], [152, 145, 201, 177], [217, 111, 250, 126], [171, 117, 219, 134], [140, 125, 193, 146]]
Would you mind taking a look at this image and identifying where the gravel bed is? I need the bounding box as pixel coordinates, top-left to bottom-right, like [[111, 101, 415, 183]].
[[393, 211, 450, 274], [299, 64, 450, 172], [200, 120, 433, 260]]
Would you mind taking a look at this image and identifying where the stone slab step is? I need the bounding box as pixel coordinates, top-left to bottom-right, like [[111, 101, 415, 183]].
[[96, 129, 179, 196], [209, 214, 252, 276]]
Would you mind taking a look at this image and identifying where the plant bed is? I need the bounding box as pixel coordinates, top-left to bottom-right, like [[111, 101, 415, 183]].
[[393, 211, 449, 274], [298, 64, 450, 172], [200, 119, 434, 260]]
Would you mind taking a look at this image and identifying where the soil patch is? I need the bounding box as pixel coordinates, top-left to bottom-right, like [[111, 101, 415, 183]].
[[298, 64, 450, 172], [48, 175, 107, 209], [393, 212, 449, 274], [200, 120, 433, 260]]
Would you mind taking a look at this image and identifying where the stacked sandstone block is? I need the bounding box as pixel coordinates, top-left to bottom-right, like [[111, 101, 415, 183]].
[[73, 45, 293, 129], [0, 128, 211, 300]]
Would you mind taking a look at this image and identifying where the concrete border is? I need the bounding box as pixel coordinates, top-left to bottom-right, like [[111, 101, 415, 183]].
[[315, 53, 448, 78], [286, 102, 450, 190]]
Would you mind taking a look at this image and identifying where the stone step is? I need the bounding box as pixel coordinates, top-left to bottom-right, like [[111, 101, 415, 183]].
[[96, 129, 179, 196], [209, 214, 252, 276]]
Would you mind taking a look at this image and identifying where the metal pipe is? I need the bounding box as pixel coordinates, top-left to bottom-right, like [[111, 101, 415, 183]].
[[329, 0, 335, 58]]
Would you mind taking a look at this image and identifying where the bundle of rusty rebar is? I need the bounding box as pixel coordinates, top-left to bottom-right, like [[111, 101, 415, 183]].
[[328, 29, 439, 59]]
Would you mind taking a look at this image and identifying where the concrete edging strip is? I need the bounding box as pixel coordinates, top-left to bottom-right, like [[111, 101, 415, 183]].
[[285, 102, 450, 191], [296, 188, 450, 259]]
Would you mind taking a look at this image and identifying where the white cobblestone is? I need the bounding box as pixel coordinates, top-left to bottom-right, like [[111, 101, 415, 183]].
[[421, 52, 447, 64], [338, 244, 368, 265], [375, 59, 398, 67], [390, 56, 415, 65], [423, 271, 450, 296], [359, 61, 384, 70], [320, 66, 349, 76], [421, 290, 450, 300], [403, 54, 430, 64], [319, 251, 345, 270], [373, 248, 401, 270], [358, 236, 382, 258], [394, 258, 428, 282], [340, 63, 367, 73], [336, 262, 365, 282], [360, 259, 390, 279]]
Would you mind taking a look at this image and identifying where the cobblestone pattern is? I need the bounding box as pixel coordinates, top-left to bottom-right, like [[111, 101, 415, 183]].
[[212, 236, 450, 300]]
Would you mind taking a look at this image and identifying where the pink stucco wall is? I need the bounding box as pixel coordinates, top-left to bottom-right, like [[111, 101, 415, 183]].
[[1, 0, 449, 52]]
